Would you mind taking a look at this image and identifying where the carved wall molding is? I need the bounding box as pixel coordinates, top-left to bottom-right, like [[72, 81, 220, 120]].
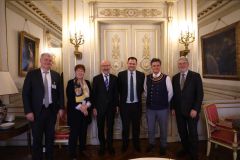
[[166, 1, 174, 22], [203, 82, 240, 100], [111, 34, 123, 75], [98, 8, 164, 18], [140, 34, 151, 73]]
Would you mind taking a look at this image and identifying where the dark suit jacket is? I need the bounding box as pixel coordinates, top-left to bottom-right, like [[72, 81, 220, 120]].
[[22, 68, 64, 118], [92, 74, 119, 117], [66, 79, 92, 126], [118, 70, 145, 106], [171, 70, 203, 116]]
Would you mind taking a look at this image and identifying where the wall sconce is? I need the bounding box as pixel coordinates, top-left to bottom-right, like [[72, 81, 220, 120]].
[[70, 32, 84, 59], [178, 30, 195, 57]]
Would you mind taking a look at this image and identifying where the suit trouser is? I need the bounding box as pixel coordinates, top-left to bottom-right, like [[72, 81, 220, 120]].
[[175, 113, 199, 158], [68, 119, 88, 158], [146, 108, 169, 147], [31, 105, 56, 160], [97, 109, 115, 149], [120, 102, 141, 147]]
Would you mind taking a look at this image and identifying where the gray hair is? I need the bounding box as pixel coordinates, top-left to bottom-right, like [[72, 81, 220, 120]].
[[178, 56, 189, 63], [40, 53, 52, 59]]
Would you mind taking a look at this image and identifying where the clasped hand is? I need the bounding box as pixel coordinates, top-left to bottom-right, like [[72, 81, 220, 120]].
[[75, 104, 88, 116]]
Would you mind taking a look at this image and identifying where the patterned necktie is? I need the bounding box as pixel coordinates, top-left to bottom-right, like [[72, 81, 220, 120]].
[[130, 72, 134, 102], [44, 71, 49, 107], [180, 73, 185, 90], [104, 75, 109, 90]]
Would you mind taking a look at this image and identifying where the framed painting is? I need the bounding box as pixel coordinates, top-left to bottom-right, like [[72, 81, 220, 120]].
[[201, 21, 240, 80], [19, 31, 39, 77]]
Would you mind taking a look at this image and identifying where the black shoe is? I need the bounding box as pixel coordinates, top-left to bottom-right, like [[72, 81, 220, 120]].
[[69, 152, 77, 160], [108, 147, 115, 155], [121, 145, 128, 153], [79, 151, 87, 157], [98, 148, 105, 156], [176, 149, 188, 158], [145, 144, 154, 152], [159, 147, 166, 156], [134, 145, 141, 152]]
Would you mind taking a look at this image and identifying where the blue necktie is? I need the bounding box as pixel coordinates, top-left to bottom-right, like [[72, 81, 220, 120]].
[[104, 75, 109, 90], [130, 72, 134, 102]]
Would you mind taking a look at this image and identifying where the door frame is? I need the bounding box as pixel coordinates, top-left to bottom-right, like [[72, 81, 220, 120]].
[[93, 19, 168, 75]]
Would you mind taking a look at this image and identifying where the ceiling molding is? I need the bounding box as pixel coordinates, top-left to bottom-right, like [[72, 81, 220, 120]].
[[20, 1, 62, 32], [86, 0, 176, 3], [198, 1, 240, 27], [197, 0, 232, 21], [6, 1, 61, 39]]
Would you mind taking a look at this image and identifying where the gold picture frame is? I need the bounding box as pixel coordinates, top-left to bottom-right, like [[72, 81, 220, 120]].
[[201, 21, 240, 80], [19, 31, 40, 77]]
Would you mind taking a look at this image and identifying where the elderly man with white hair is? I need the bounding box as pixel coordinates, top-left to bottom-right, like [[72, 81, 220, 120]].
[[171, 56, 203, 160], [22, 53, 64, 160]]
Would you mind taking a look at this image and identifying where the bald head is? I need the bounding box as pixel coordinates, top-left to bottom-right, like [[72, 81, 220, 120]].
[[101, 60, 111, 75]]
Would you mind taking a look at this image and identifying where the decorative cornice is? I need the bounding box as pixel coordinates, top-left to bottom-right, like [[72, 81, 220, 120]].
[[197, 0, 232, 20], [98, 8, 163, 18], [20, 1, 62, 32]]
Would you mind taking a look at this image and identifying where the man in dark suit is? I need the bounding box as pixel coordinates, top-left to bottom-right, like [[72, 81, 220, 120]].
[[92, 60, 119, 155], [22, 53, 64, 160], [171, 56, 203, 160], [118, 57, 145, 152]]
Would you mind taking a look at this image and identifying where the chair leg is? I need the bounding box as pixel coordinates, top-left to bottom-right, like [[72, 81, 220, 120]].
[[207, 141, 211, 156], [233, 150, 237, 160]]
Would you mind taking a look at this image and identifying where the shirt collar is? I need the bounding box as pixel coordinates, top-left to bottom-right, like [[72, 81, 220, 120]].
[[128, 70, 136, 74], [180, 70, 188, 76], [41, 68, 50, 74], [152, 72, 161, 78], [102, 72, 109, 77]]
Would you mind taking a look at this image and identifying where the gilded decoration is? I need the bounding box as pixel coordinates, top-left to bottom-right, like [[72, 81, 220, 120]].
[[111, 34, 122, 74], [99, 8, 163, 18], [140, 34, 151, 73]]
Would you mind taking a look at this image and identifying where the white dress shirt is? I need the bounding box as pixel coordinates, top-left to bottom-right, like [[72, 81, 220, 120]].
[[144, 72, 173, 102]]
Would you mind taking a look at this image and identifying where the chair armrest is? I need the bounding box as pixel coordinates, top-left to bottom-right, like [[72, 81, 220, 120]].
[[216, 120, 233, 130], [208, 121, 216, 127], [215, 124, 238, 133]]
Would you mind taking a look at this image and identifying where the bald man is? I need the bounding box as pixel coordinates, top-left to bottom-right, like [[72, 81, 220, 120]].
[[92, 60, 119, 155]]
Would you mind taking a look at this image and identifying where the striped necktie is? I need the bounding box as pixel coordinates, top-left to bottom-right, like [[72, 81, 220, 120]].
[[180, 73, 185, 90], [104, 74, 109, 90], [43, 71, 49, 107]]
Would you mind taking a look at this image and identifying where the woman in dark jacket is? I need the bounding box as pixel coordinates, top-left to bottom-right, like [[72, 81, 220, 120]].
[[66, 64, 92, 159]]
